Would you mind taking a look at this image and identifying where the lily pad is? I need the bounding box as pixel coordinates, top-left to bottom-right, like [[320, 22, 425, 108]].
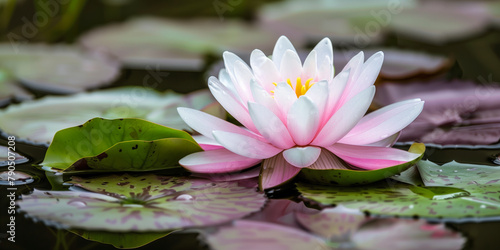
[[79, 17, 281, 70], [0, 44, 119, 94], [298, 143, 425, 186], [0, 87, 223, 145], [18, 174, 266, 231], [0, 69, 33, 106], [40, 118, 202, 173], [70, 230, 174, 249], [0, 145, 29, 166], [298, 160, 500, 221]]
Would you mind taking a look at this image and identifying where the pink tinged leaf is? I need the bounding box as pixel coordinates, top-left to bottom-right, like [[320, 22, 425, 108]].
[[305, 148, 351, 170], [177, 107, 262, 142], [302, 50, 317, 80], [325, 144, 421, 170], [283, 146, 321, 168], [248, 102, 295, 149], [272, 36, 298, 71], [232, 60, 256, 103], [312, 37, 334, 80], [212, 131, 282, 159], [191, 135, 223, 151], [273, 81, 298, 117], [179, 148, 261, 173], [339, 98, 424, 145], [304, 80, 329, 120], [287, 96, 320, 146], [204, 220, 329, 250], [312, 86, 375, 147], [346, 51, 384, 100], [249, 80, 282, 123], [280, 49, 303, 81], [250, 49, 280, 92], [260, 153, 301, 189], [208, 77, 258, 133]]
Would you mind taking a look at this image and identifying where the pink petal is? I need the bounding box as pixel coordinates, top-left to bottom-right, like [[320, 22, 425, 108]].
[[213, 131, 282, 159], [250, 80, 282, 123], [364, 132, 400, 147], [178, 107, 262, 141], [287, 96, 320, 146], [248, 102, 295, 149], [232, 60, 255, 103], [179, 148, 261, 173], [280, 49, 302, 81], [312, 86, 375, 147], [325, 143, 420, 170], [192, 135, 224, 151], [306, 149, 351, 170], [260, 153, 301, 189], [324, 70, 349, 121], [272, 36, 297, 70], [283, 146, 321, 168], [192, 166, 260, 181], [274, 82, 298, 117], [208, 77, 258, 133], [302, 50, 317, 80], [339, 99, 424, 145]]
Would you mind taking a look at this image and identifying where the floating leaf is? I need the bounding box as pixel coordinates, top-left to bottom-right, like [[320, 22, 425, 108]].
[[70, 230, 174, 249], [79, 17, 281, 70], [0, 170, 34, 185], [375, 80, 500, 145], [18, 174, 266, 231], [0, 145, 29, 166], [298, 160, 500, 220], [0, 87, 223, 144], [41, 118, 202, 173], [299, 143, 425, 186], [0, 44, 119, 94], [0, 69, 33, 106]]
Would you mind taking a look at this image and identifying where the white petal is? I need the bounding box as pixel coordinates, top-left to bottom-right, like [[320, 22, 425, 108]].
[[287, 96, 320, 146], [302, 50, 317, 80], [250, 80, 281, 121], [272, 36, 297, 70], [213, 131, 282, 159], [339, 99, 424, 145], [233, 60, 255, 103], [347, 51, 384, 100], [178, 107, 262, 141], [325, 70, 349, 119], [179, 148, 261, 173], [208, 77, 258, 133], [223, 51, 251, 79], [283, 146, 321, 168], [313, 38, 334, 80], [250, 49, 281, 91], [218, 69, 237, 96], [248, 102, 295, 149], [312, 86, 375, 147], [304, 80, 328, 118], [280, 49, 302, 81], [273, 82, 297, 118]]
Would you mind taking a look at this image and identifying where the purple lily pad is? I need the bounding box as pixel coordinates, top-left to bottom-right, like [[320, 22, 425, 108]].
[[17, 174, 266, 232], [375, 79, 500, 145]]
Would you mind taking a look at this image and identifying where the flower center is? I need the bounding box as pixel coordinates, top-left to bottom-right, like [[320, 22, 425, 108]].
[[272, 77, 315, 97]]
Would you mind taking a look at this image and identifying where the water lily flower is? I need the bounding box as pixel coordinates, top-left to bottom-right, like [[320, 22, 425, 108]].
[[178, 36, 424, 189]]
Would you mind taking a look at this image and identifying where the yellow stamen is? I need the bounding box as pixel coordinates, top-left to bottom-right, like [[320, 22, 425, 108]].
[[270, 77, 316, 97]]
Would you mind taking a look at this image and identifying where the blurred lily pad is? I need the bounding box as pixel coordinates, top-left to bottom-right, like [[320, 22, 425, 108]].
[[70, 230, 174, 249], [41, 118, 202, 173], [0, 145, 29, 166], [18, 174, 266, 231], [79, 17, 281, 71], [0, 69, 33, 106], [299, 143, 425, 186], [298, 160, 500, 221], [0, 87, 223, 144], [0, 44, 120, 94]]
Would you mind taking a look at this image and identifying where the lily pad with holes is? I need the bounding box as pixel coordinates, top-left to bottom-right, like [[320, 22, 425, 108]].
[[0, 87, 223, 145], [298, 160, 500, 221], [17, 174, 266, 231], [40, 118, 202, 173], [298, 143, 425, 186]]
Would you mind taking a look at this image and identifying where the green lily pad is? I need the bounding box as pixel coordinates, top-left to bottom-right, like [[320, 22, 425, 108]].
[[298, 160, 500, 220], [298, 143, 425, 186], [18, 174, 266, 231], [41, 118, 202, 173], [70, 230, 174, 249]]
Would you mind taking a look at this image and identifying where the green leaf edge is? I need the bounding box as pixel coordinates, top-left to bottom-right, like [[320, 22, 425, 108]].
[[298, 143, 426, 186]]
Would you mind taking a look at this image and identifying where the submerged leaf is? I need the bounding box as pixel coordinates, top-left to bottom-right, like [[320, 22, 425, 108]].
[[298, 160, 500, 220], [299, 143, 425, 186], [0, 87, 223, 144], [41, 118, 202, 173], [18, 174, 266, 231]]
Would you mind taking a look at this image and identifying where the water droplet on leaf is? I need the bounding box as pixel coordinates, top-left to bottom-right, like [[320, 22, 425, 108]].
[[175, 194, 194, 201], [68, 200, 87, 207]]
